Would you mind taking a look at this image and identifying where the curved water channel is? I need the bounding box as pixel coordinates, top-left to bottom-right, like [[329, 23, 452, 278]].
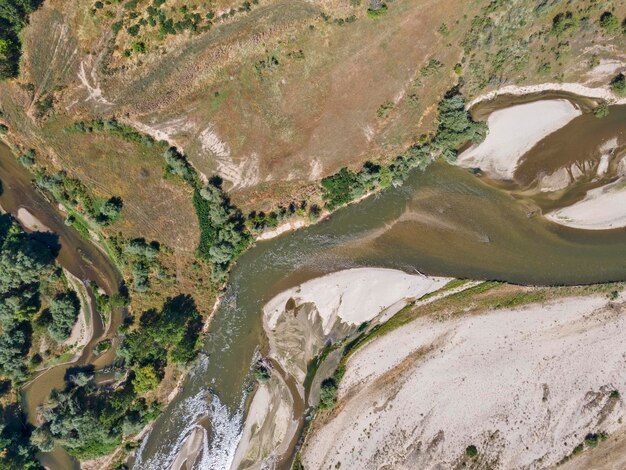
[[136, 99, 626, 468], [0, 94, 624, 469], [0, 142, 125, 469]]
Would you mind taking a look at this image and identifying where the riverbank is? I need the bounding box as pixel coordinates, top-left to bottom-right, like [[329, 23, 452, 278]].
[[229, 268, 452, 468], [459, 83, 626, 231], [302, 287, 626, 468], [546, 176, 626, 230], [467, 82, 626, 109], [457, 98, 581, 179]]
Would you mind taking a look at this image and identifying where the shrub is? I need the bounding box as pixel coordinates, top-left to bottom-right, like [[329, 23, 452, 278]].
[[48, 291, 80, 343], [254, 364, 270, 382], [319, 377, 338, 409], [367, 1, 387, 19], [584, 433, 599, 448], [551, 12, 578, 37], [611, 73, 626, 96], [599, 12, 619, 33], [593, 103, 609, 118], [465, 445, 478, 458], [132, 364, 159, 394]]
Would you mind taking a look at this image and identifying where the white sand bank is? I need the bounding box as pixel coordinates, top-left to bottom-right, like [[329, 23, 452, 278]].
[[457, 99, 581, 179], [546, 178, 626, 230], [264, 268, 451, 335], [62, 269, 93, 351], [230, 374, 298, 470], [256, 219, 307, 241], [170, 426, 204, 470], [468, 82, 626, 108], [16, 207, 51, 232], [303, 293, 626, 469]]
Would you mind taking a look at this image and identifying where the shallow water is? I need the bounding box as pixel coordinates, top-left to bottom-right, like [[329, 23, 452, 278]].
[[136, 108, 626, 468], [2, 97, 625, 469], [0, 142, 124, 469]]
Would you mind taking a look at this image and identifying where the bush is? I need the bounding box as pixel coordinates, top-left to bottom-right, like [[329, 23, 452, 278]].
[[319, 377, 338, 409], [611, 73, 626, 96], [593, 103, 609, 118], [599, 12, 619, 33], [48, 291, 80, 343], [551, 12, 578, 37], [254, 364, 270, 382], [367, 1, 387, 19], [465, 445, 478, 458], [132, 364, 159, 394]]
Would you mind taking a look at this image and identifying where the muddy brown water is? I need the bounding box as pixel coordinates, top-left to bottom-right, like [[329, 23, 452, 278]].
[[1, 98, 625, 470], [135, 105, 626, 469], [0, 142, 124, 469]]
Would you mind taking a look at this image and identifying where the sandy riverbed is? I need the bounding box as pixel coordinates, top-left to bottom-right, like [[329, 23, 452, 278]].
[[264, 268, 451, 336], [230, 268, 452, 468], [16, 207, 52, 232], [457, 99, 582, 180], [546, 177, 626, 230], [303, 292, 626, 469]]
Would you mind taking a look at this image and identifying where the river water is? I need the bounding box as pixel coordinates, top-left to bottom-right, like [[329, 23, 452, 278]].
[[0, 142, 124, 469], [1, 96, 625, 469], [135, 102, 626, 468]]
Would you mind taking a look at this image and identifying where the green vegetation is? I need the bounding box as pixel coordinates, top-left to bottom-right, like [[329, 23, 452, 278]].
[[593, 103, 609, 118], [253, 363, 270, 383], [599, 12, 619, 34], [117, 294, 202, 370], [611, 73, 626, 96], [320, 92, 485, 209], [36, 170, 123, 228], [432, 92, 488, 161], [0, 0, 42, 80], [0, 214, 60, 383], [69, 118, 156, 147], [610, 389, 620, 400], [193, 181, 251, 281], [551, 11, 578, 37], [36, 371, 159, 460], [465, 444, 478, 458], [0, 403, 40, 469], [47, 291, 80, 342], [366, 1, 387, 19], [318, 364, 345, 409]]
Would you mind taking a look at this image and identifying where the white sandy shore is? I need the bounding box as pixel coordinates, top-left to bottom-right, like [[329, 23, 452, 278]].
[[170, 426, 205, 470], [264, 268, 451, 335], [16, 207, 51, 232], [546, 177, 626, 230], [63, 269, 93, 350], [457, 99, 581, 180], [303, 293, 626, 469], [467, 82, 626, 108], [256, 220, 307, 241]]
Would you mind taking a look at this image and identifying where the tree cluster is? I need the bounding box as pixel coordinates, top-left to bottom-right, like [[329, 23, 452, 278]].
[[0, 214, 57, 384], [36, 170, 123, 227], [0, 0, 41, 80]]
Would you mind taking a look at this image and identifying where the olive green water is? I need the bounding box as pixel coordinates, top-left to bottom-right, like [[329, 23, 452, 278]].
[[135, 108, 626, 469]]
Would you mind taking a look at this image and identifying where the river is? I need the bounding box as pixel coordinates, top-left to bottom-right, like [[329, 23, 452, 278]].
[[0, 141, 125, 469], [135, 101, 626, 468], [1, 95, 625, 469]]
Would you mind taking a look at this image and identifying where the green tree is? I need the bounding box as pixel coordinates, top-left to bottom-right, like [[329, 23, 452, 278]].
[[599, 12, 619, 33], [132, 365, 159, 394], [47, 291, 79, 343]]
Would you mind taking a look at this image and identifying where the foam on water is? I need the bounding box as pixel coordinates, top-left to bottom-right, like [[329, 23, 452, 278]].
[[133, 389, 244, 470]]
